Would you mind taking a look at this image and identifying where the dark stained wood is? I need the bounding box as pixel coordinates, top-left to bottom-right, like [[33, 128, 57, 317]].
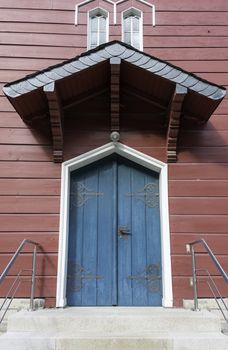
[[0, 276, 56, 298], [178, 148, 228, 163], [170, 215, 228, 233], [64, 130, 110, 148], [4, 33, 228, 49], [166, 84, 187, 162], [0, 45, 82, 60], [179, 130, 228, 147], [0, 0, 53, 9], [122, 87, 167, 111], [171, 233, 228, 255], [213, 99, 228, 115], [0, 233, 58, 253], [170, 198, 228, 215], [0, 113, 26, 128], [0, 57, 61, 71], [169, 180, 228, 197], [170, 61, 228, 73], [172, 255, 228, 276], [0, 96, 17, 112], [143, 36, 228, 48], [0, 162, 60, 178], [169, 164, 228, 180], [0, 128, 51, 145], [0, 253, 57, 276], [0, 0, 224, 11], [0, 214, 59, 232], [195, 73, 228, 87], [0, 69, 34, 82], [44, 82, 64, 162], [0, 196, 60, 213], [0, 9, 75, 25], [0, 145, 52, 161], [64, 129, 166, 147], [2, 22, 228, 37], [64, 88, 108, 112], [172, 276, 228, 306], [182, 116, 228, 131], [0, 179, 60, 195], [110, 57, 120, 132], [2, 0, 226, 11], [2, 45, 228, 61], [121, 131, 166, 147], [147, 48, 228, 61]]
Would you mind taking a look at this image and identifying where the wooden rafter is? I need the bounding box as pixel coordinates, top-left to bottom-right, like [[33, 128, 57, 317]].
[[43, 82, 64, 163], [166, 84, 187, 163], [122, 86, 167, 111], [63, 88, 108, 111], [110, 57, 121, 131]]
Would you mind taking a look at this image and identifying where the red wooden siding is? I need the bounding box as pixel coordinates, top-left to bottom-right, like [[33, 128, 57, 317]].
[[0, 0, 228, 307]]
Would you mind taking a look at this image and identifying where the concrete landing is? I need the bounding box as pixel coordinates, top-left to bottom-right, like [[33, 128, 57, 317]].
[[1, 307, 228, 350]]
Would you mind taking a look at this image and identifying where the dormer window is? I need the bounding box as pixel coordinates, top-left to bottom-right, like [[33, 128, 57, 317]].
[[122, 8, 143, 50], [88, 8, 109, 49]]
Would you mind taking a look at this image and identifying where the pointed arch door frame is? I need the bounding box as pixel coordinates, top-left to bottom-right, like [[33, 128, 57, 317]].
[[56, 142, 173, 307]]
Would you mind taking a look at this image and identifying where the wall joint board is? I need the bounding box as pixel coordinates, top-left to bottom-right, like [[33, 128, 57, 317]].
[[43, 82, 64, 163], [166, 84, 187, 163]]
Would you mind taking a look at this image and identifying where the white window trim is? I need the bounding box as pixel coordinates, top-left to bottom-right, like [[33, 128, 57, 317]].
[[56, 142, 173, 308], [87, 7, 109, 50], [75, 0, 155, 26], [122, 7, 143, 51]]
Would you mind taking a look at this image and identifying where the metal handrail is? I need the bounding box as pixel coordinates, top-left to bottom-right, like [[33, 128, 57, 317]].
[[0, 239, 39, 323], [196, 269, 228, 322], [187, 238, 228, 320]]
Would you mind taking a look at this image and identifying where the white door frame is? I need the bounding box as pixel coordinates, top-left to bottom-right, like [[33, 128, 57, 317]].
[[56, 142, 173, 307]]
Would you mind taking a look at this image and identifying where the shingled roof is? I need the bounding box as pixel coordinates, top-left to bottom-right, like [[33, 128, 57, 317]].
[[2, 40, 226, 163], [3, 40, 226, 101]]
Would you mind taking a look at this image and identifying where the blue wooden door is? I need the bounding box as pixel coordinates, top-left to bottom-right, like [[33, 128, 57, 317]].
[[67, 157, 162, 306]]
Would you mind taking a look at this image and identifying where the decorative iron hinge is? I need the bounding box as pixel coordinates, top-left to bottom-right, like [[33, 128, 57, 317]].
[[71, 181, 103, 207], [128, 264, 161, 293], [67, 263, 103, 292], [126, 183, 159, 208]]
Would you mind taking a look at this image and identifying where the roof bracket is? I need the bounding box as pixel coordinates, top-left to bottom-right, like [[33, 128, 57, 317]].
[[166, 84, 187, 163], [110, 57, 121, 132], [43, 82, 64, 163]]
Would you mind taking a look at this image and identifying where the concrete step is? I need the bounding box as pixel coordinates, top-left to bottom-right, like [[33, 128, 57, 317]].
[[1, 331, 228, 350], [183, 298, 228, 335], [7, 307, 222, 334], [222, 320, 228, 335], [1, 307, 228, 350]]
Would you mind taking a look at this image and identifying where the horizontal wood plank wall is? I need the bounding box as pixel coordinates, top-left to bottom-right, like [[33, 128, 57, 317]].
[[0, 0, 228, 307]]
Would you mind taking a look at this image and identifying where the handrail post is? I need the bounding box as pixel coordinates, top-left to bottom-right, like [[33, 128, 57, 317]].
[[191, 245, 199, 311], [30, 245, 37, 311]]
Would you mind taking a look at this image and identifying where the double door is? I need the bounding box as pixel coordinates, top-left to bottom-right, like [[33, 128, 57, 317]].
[[67, 156, 162, 306]]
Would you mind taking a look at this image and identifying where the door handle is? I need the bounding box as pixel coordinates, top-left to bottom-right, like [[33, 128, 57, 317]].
[[118, 227, 131, 238]]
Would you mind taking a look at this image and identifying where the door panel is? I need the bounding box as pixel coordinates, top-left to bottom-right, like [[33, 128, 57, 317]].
[[67, 160, 116, 306], [117, 162, 132, 305], [117, 160, 161, 306], [67, 156, 162, 306]]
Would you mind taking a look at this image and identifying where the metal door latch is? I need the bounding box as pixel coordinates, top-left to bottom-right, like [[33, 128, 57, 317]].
[[118, 226, 131, 238]]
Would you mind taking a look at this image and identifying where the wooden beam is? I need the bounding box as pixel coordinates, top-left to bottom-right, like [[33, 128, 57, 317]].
[[166, 84, 187, 163], [122, 86, 167, 111], [110, 57, 121, 132], [63, 88, 108, 111], [43, 82, 63, 163]]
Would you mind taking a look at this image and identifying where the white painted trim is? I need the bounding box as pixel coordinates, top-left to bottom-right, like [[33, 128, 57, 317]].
[[121, 7, 143, 51], [75, 0, 155, 26], [56, 142, 173, 308], [87, 7, 109, 50]]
